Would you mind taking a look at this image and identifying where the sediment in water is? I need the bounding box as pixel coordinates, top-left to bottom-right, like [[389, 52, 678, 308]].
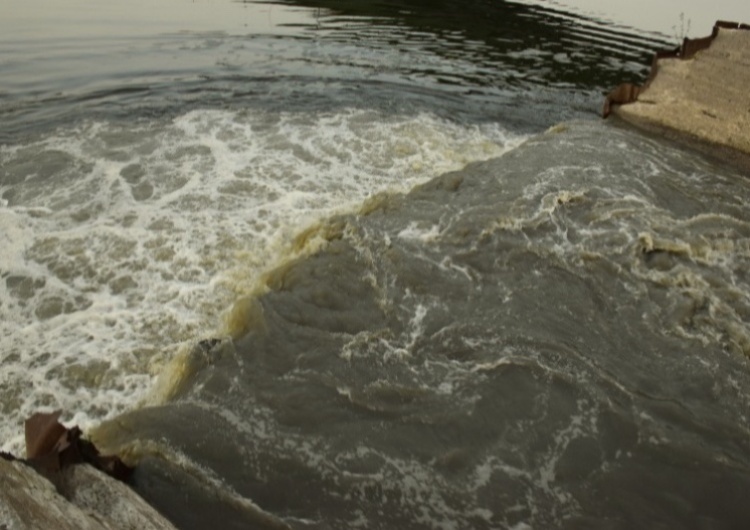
[[6, 18, 750, 530], [88, 118, 750, 529]]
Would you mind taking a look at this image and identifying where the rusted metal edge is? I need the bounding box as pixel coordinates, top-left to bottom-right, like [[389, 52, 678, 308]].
[[602, 20, 750, 118], [6, 411, 135, 485]]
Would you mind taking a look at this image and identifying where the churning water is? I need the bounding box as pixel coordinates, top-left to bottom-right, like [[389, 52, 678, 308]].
[[2, 1, 750, 528]]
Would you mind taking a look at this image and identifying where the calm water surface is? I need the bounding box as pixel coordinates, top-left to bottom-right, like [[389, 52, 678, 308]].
[[2, 1, 750, 528]]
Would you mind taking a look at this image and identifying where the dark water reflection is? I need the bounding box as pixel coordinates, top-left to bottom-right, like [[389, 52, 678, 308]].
[[265, 0, 670, 88], [1, 0, 674, 141]]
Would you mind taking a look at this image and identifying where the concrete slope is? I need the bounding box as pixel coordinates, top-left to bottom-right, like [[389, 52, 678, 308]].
[[606, 22, 750, 164]]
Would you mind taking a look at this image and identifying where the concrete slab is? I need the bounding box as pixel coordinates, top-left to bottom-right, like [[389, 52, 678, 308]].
[[605, 22, 750, 166]]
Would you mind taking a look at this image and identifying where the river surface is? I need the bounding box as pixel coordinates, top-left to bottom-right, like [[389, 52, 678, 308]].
[[2, 1, 750, 528]]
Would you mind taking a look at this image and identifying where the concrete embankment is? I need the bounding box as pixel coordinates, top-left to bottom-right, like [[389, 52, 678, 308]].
[[604, 21, 750, 167], [0, 457, 176, 530]]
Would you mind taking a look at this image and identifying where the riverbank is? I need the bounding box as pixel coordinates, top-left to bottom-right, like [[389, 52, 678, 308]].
[[0, 457, 176, 530], [606, 21, 750, 168]]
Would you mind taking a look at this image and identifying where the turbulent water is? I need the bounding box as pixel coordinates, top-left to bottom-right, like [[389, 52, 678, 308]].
[[2, 0, 750, 528], [0, 106, 520, 446]]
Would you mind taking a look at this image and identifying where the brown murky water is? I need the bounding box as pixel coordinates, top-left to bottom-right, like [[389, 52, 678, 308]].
[[2, 1, 750, 528]]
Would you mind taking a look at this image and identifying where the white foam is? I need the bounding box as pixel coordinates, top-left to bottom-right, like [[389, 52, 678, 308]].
[[397, 222, 443, 242], [0, 107, 524, 452]]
